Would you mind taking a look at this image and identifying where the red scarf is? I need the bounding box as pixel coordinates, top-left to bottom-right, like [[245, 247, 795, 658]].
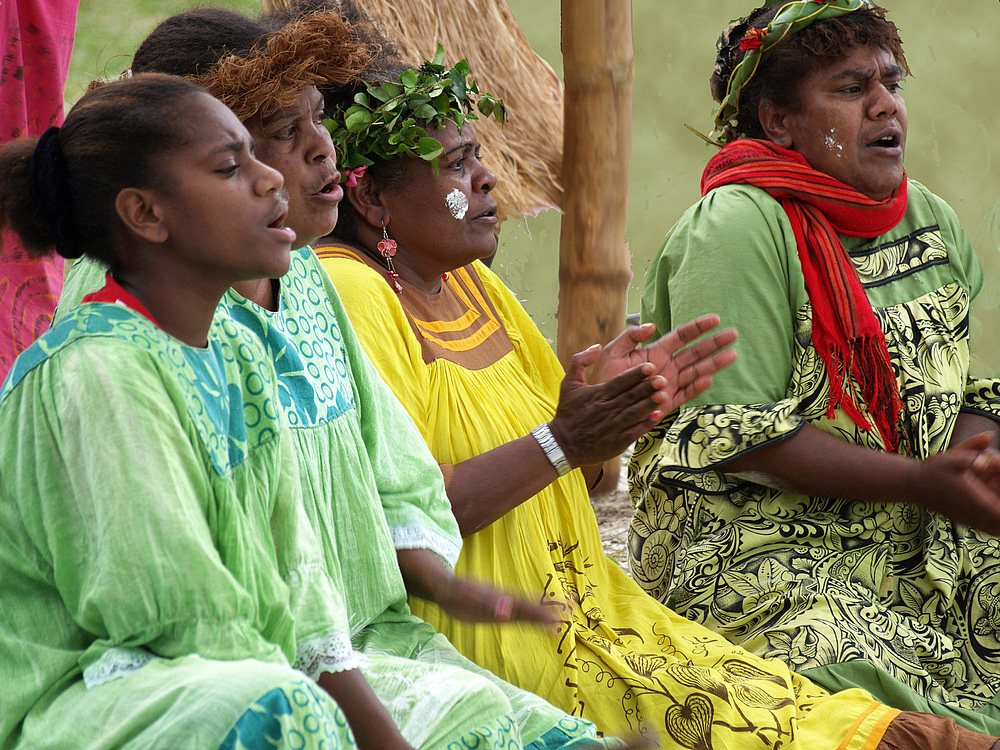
[[701, 139, 906, 450]]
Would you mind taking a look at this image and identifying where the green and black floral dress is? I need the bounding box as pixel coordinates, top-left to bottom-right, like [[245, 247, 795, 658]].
[[630, 179, 1000, 733]]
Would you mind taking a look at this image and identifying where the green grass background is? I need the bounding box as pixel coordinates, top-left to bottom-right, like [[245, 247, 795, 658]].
[[68, 0, 1000, 373]]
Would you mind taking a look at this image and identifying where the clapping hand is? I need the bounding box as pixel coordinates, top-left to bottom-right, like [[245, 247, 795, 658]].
[[588, 314, 738, 413], [547, 315, 737, 469]]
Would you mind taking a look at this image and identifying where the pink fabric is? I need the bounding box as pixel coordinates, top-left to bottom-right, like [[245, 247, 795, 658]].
[[1, 1, 79, 379]]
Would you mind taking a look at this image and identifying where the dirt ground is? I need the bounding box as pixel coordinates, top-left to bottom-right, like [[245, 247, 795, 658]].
[[591, 454, 633, 568]]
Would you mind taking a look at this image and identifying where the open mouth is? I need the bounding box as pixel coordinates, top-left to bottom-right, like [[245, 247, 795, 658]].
[[473, 206, 498, 221], [315, 177, 344, 202], [265, 204, 296, 244], [268, 209, 288, 230], [869, 133, 901, 149]]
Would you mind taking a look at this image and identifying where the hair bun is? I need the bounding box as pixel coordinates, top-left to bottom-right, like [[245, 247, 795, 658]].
[[28, 127, 82, 259]]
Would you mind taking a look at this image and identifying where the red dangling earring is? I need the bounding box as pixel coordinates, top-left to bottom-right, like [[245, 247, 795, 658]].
[[378, 224, 403, 294]]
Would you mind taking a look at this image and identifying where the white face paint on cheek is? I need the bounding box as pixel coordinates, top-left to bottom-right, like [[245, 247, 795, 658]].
[[446, 188, 469, 220], [824, 128, 844, 157]]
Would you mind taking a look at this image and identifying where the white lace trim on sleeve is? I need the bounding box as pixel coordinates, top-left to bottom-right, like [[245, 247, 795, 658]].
[[294, 633, 363, 680], [391, 523, 461, 568], [82, 646, 155, 689]]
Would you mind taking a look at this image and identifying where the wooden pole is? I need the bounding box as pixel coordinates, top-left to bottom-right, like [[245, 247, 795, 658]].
[[558, 0, 634, 493]]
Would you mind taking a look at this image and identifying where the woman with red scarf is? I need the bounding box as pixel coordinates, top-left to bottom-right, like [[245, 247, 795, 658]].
[[630, 0, 1000, 735]]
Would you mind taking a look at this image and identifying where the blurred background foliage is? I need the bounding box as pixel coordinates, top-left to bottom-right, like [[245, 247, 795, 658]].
[[68, 0, 1000, 373]]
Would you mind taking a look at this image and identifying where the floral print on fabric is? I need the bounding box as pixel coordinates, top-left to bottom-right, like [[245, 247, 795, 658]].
[[538, 534, 849, 747], [630, 224, 1000, 710]]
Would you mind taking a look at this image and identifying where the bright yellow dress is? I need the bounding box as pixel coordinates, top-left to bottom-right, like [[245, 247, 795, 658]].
[[317, 246, 900, 748]]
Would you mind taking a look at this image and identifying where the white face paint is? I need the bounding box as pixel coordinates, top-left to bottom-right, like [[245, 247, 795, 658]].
[[445, 188, 469, 220], [824, 128, 844, 157]]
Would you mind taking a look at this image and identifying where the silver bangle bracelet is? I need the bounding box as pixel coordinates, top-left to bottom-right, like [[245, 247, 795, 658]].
[[530, 423, 572, 477]]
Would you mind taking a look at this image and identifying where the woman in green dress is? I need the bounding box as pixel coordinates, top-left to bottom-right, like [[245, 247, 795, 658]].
[[3, 63, 578, 750], [630, 0, 1000, 735]]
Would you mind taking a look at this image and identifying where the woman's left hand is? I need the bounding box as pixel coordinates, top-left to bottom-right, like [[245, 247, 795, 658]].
[[396, 548, 557, 626], [588, 314, 738, 415], [435, 576, 559, 627]]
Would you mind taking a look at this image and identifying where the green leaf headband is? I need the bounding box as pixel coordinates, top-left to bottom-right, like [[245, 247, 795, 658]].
[[324, 44, 505, 179], [713, 0, 873, 142]]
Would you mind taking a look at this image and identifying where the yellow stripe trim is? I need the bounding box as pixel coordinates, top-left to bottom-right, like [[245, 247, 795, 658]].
[[860, 708, 901, 750], [455, 266, 498, 322], [317, 245, 501, 352], [411, 306, 481, 334], [414, 318, 501, 352], [313, 246, 362, 262]]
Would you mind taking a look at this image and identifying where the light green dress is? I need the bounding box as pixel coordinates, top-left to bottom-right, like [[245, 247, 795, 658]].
[[57, 250, 618, 749], [630, 179, 1000, 733], [0, 302, 358, 749]]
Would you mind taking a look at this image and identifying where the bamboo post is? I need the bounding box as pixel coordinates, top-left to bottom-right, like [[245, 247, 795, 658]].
[[558, 0, 634, 493]]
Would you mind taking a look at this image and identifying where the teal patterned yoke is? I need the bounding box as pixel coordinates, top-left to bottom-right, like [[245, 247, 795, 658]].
[[4, 304, 279, 474], [631, 179, 1000, 733]]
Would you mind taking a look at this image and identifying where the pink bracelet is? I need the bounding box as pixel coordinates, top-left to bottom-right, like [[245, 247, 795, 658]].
[[494, 595, 513, 621]]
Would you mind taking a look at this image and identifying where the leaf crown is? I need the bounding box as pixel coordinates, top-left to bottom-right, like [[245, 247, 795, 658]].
[[324, 45, 505, 177]]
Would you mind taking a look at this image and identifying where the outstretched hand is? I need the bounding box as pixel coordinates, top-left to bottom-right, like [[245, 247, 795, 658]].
[[397, 548, 557, 627], [913, 432, 1000, 535], [588, 314, 738, 414], [436, 576, 558, 629]]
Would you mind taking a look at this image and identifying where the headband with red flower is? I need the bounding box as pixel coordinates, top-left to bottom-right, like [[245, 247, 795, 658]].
[[713, 0, 873, 142]]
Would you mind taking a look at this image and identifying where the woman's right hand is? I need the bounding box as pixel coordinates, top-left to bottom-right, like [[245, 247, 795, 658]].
[[548, 344, 671, 469]]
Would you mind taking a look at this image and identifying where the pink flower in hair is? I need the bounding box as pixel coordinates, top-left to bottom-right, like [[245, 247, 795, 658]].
[[342, 165, 368, 188]]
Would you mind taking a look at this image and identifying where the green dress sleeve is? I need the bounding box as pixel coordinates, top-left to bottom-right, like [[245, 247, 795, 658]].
[[265, 427, 363, 677], [318, 260, 462, 567], [4, 339, 289, 679], [637, 184, 808, 469]]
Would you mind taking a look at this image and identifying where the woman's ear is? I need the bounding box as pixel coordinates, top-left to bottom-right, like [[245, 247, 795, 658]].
[[758, 100, 794, 148], [115, 188, 169, 245], [346, 173, 389, 229]]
